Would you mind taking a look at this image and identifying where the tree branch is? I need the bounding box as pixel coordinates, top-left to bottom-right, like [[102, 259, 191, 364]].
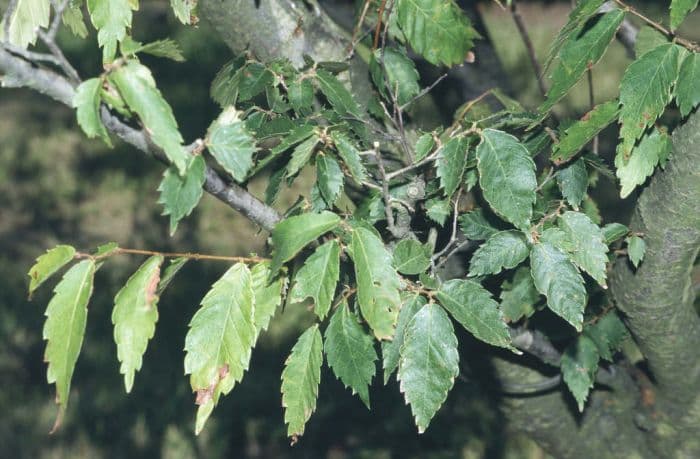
[[0, 46, 281, 231]]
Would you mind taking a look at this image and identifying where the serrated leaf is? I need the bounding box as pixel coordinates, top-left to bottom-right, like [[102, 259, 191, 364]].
[[677, 52, 700, 117], [250, 262, 284, 339], [476, 129, 537, 231], [3, 0, 50, 48], [42, 259, 96, 430], [316, 154, 344, 206], [286, 134, 319, 178], [370, 47, 420, 105], [332, 132, 368, 183], [210, 58, 243, 107], [561, 335, 599, 412], [618, 43, 680, 157], [398, 303, 459, 433], [289, 240, 340, 320], [437, 279, 516, 351], [551, 101, 619, 165], [616, 128, 672, 198], [396, 0, 478, 67], [540, 227, 577, 253], [382, 294, 425, 384], [133, 39, 185, 62], [62, 1, 88, 40], [500, 267, 540, 323], [671, 0, 699, 30], [238, 63, 274, 101], [468, 230, 529, 277], [602, 223, 629, 244], [585, 312, 628, 361], [530, 242, 587, 331], [112, 256, 163, 393], [28, 245, 76, 297], [184, 263, 256, 434], [281, 325, 323, 438], [171, 0, 197, 25], [539, 10, 624, 115], [425, 198, 450, 226], [324, 303, 377, 408], [350, 227, 401, 340], [436, 137, 468, 198], [73, 78, 112, 147], [315, 69, 362, 117], [110, 61, 189, 174], [626, 235, 646, 268], [393, 239, 431, 275], [635, 26, 669, 57], [157, 155, 206, 235], [414, 133, 435, 162], [157, 257, 188, 296], [458, 209, 499, 240], [87, 0, 133, 62], [288, 76, 314, 114], [269, 211, 340, 274], [558, 211, 608, 287], [557, 158, 588, 210], [207, 108, 257, 182]]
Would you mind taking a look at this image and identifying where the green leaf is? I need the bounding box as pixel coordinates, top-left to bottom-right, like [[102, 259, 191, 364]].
[[3, 0, 50, 48], [635, 26, 669, 57], [476, 129, 537, 231], [237, 63, 274, 101], [436, 137, 468, 198], [332, 132, 368, 183], [324, 302, 377, 408], [62, 1, 88, 39], [676, 52, 700, 117], [382, 294, 425, 384], [370, 47, 420, 105], [210, 58, 243, 107], [157, 155, 206, 236], [556, 158, 588, 210], [585, 312, 628, 361], [530, 242, 587, 331], [500, 267, 540, 323], [286, 134, 319, 178], [43, 259, 96, 430], [671, 0, 699, 30], [626, 235, 646, 268], [561, 335, 599, 412], [393, 239, 432, 275], [250, 262, 284, 339], [270, 211, 341, 274], [289, 240, 340, 320], [414, 133, 435, 162], [28, 245, 76, 297], [157, 257, 188, 296], [468, 230, 529, 277], [131, 39, 185, 62], [551, 100, 619, 165], [184, 263, 256, 434], [539, 10, 624, 115], [425, 198, 450, 226], [316, 154, 344, 206], [315, 69, 362, 117], [459, 208, 499, 240], [281, 325, 323, 439], [618, 43, 680, 157], [87, 0, 133, 62], [112, 256, 163, 393], [73, 78, 112, 146], [396, 0, 478, 67], [171, 0, 197, 25], [558, 211, 609, 287], [206, 108, 257, 182], [288, 76, 314, 114], [543, 0, 607, 72], [437, 279, 515, 351], [110, 61, 189, 174], [350, 227, 402, 340], [398, 303, 459, 433], [602, 223, 629, 244], [616, 128, 672, 198]]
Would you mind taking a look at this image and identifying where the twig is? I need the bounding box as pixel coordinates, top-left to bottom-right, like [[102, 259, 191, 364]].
[[385, 151, 440, 180], [535, 167, 557, 192], [499, 375, 562, 395], [399, 73, 447, 111], [433, 239, 473, 271], [449, 88, 493, 133], [372, 0, 388, 50], [48, 0, 70, 40], [587, 69, 599, 155], [347, 0, 372, 57], [76, 247, 268, 263], [375, 145, 402, 238], [38, 29, 80, 83], [510, 1, 547, 98], [431, 190, 464, 266]]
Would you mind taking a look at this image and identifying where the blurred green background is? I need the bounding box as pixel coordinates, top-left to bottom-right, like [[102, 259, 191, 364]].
[[1, 1, 696, 457]]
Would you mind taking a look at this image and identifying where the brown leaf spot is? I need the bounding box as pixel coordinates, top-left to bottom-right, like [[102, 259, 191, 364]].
[[195, 365, 230, 406], [144, 266, 162, 310]]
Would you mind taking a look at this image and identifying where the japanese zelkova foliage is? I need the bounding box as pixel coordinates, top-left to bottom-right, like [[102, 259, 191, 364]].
[[9, 0, 699, 444]]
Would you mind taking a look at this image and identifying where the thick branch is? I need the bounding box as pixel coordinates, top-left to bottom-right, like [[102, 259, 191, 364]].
[[0, 46, 281, 231]]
